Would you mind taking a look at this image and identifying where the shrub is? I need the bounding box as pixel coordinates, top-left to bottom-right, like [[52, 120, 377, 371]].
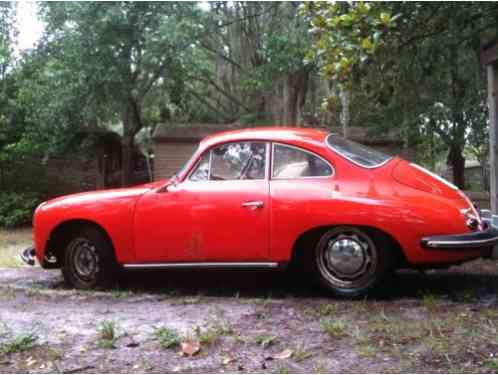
[[0, 192, 41, 228]]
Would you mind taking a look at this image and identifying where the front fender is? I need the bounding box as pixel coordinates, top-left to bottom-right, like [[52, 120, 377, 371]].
[[34, 195, 140, 265]]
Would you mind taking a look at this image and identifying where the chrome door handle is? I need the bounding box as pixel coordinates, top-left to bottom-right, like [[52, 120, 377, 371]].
[[241, 201, 264, 209]]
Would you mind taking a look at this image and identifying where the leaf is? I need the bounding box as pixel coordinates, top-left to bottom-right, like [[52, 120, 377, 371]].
[[180, 340, 201, 356], [274, 349, 293, 360], [380, 12, 391, 25], [222, 356, 236, 365]]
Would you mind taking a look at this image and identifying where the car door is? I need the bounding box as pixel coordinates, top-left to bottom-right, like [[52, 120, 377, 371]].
[[133, 141, 270, 263]]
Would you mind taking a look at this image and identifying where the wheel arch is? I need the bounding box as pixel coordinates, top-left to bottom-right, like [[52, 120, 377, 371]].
[[44, 219, 116, 268], [289, 224, 408, 269]]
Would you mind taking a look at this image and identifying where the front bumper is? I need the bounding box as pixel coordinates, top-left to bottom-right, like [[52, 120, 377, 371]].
[[421, 227, 498, 250], [21, 247, 36, 266]]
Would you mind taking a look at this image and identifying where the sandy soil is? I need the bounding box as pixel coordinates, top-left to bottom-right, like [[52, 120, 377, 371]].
[[1, 261, 498, 373]]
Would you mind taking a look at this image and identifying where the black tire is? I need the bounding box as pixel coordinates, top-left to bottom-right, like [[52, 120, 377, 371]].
[[61, 226, 118, 289], [312, 226, 394, 298]]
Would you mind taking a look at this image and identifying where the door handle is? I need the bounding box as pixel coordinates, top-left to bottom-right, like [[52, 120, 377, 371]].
[[241, 201, 264, 209]]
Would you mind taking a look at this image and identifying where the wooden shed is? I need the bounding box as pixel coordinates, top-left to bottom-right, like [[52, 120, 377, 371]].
[[152, 123, 414, 181]]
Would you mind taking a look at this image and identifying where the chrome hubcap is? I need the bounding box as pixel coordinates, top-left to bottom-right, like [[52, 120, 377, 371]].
[[317, 227, 378, 288], [71, 239, 98, 280], [326, 236, 368, 278]]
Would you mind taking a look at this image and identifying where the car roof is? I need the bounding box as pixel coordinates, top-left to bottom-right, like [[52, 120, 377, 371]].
[[200, 126, 330, 148]]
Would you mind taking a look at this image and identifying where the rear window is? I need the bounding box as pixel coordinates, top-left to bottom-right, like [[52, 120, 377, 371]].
[[326, 134, 392, 168]]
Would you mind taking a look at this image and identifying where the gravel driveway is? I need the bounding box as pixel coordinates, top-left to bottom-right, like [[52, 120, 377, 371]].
[[2, 261, 498, 373]]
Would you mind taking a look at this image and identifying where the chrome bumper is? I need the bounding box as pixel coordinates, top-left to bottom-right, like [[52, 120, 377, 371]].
[[21, 247, 36, 266], [421, 227, 498, 250]]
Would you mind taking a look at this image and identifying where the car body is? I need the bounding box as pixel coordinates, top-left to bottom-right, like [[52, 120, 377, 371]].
[[22, 127, 498, 297]]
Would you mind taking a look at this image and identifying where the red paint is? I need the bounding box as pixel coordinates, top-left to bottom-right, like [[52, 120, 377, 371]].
[[33, 127, 486, 268]]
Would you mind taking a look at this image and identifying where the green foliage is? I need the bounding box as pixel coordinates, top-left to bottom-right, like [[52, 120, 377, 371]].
[[154, 327, 181, 349], [304, 2, 498, 187], [303, 2, 398, 87], [0, 334, 37, 356], [97, 320, 117, 349], [0, 192, 40, 228]]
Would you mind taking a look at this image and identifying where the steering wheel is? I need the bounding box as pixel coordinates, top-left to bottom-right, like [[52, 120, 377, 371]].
[[238, 155, 254, 180]]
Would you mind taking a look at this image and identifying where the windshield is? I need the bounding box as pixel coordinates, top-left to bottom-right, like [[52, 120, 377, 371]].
[[173, 145, 200, 179], [326, 134, 393, 168]]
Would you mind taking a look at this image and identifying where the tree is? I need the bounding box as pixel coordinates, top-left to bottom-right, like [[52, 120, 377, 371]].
[[304, 2, 498, 188], [39, 2, 203, 186], [199, 2, 316, 125]]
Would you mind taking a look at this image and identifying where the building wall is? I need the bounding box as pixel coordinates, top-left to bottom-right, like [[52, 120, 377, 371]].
[[153, 141, 198, 180]]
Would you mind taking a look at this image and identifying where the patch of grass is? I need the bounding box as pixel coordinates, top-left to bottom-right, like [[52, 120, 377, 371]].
[[457, 288, 475, 303], [277, 367, 289, 374], [317, 303, 337, 316], [46, 347, 63, 361], [111, 289, 133, 298], [485, 358, 498, 371], [320, 318, 349, 338], [97, 321, 117, 349], [0, 334, 37, 355], [293, 347, 312, 362], [421, 292, 439, 310], [180, 295, 203, 305], [194, 326, 220, 346], [0, 228, 32, 268], [154, 327, 181, 349], [212, 320, 234, 336], [254, 334, 277, 348]]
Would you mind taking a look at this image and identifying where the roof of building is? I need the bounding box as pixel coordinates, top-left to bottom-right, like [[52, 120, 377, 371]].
[[152, 123, 402, 145]]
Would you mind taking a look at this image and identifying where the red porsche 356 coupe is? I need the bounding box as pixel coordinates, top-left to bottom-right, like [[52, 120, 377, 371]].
[[22, 127, 498, 297]]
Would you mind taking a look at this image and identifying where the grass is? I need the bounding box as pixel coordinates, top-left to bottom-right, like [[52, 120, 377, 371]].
[[293, 347, 312, 362], [0, 228, 32, 268], [97, 321, 117, 349], [194, 326, 221, 346], [0, 334, 38, 356], [154, 327, 181, 349], [320, 318, 349, 338], [254, 334, 277, 348]]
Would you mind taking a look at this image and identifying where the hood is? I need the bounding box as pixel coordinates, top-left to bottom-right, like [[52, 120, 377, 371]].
[[392, 160, 462, 199], [41, 180, 167, 210]]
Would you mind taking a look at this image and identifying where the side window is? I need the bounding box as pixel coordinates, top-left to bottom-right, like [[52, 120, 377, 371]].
[[272, 144, 333, 179], [189, 142, 267, 181], [189, 152, 210, 181]]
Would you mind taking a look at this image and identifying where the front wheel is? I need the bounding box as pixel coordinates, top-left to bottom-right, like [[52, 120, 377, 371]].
[[313, 226, 393, 298], [61, 226, 118, 289]]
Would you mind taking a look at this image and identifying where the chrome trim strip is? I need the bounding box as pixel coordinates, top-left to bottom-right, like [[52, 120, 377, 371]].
[[425, 237, 498, 248], [271, 142, 335, 180], [325, 134, 393, 169], [123, 262, 279, 270]]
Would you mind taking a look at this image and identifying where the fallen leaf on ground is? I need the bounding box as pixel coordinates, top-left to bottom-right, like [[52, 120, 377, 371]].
[[26, 357, 37, 367], [266, 349, 293, 360], [180, 340, 201, 356], [222, 356, 236, 365]]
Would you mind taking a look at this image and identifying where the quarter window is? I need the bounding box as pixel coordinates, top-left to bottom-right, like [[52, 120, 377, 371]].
[[272, 144, 333, 179], [189, 142, 267, 181]]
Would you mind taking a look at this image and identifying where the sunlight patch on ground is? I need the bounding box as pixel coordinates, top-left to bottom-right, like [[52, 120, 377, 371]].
[[0, 228, 32, 267]]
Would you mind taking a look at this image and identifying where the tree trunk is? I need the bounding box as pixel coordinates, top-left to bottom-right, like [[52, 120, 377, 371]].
[[283, 69, 309, 126], [448, 146, 466, 189], [340, 88, 351, 139], [120, 96, 143, 187]]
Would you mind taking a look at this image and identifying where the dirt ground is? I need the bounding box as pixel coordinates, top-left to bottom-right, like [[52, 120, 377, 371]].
[[2, 260, 498, 373]]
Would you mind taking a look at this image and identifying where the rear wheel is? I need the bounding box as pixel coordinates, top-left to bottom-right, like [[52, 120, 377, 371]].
[[313, 226, 393, 298], [61, 226, 117, 289]]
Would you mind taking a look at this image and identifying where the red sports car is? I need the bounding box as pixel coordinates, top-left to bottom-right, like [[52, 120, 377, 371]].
[[22, 127, 498, 297]]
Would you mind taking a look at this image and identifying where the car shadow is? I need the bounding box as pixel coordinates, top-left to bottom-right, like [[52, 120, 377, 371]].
[[111, 267, 498, 303]]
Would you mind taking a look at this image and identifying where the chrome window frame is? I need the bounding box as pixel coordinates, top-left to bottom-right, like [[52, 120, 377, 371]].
[[270, 142, 335, 180], [325, 134, 393, 169], [187, 141, 270, 182]]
